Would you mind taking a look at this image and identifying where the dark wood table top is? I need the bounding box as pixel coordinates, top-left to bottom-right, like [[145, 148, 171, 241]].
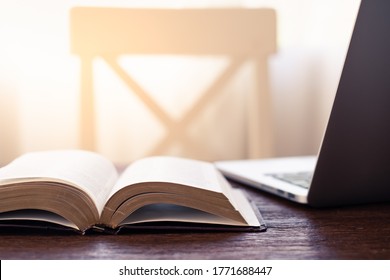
[[1, 183, 390, 260]]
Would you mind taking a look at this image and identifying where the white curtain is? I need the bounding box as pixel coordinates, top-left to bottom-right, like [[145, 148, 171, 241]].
[[0, 0, 360, 165]]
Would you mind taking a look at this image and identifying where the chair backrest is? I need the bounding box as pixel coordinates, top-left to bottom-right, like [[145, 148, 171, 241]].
[[71, 8, 276, 56], [70, 7, 276, 160]]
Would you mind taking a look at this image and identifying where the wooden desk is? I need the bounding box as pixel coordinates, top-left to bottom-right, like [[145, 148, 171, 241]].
[[1, 183, 389, 259]]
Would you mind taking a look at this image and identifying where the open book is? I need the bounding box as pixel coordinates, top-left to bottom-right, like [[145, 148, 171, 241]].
[[0, 150, 265, 234]]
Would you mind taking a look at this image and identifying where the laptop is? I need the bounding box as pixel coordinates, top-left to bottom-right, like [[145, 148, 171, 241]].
[[216, 0, 390, 207]]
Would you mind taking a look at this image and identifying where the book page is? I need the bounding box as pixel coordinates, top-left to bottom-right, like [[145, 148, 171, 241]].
[[0, 150, 118, 214], [0, 209, 79, 230], [119, 204, 247, 226], [110, 156, 229, 198], [119, 189, 260, 227]]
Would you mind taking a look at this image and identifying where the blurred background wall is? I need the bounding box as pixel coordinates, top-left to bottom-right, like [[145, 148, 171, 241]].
[[0, 0, 360, 165]]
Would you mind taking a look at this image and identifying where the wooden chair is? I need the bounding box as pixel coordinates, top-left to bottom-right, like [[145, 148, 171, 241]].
[[70, 7, 276, 159]]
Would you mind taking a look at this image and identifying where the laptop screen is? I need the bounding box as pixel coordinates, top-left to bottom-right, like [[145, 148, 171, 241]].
[[308, 0, 390, 206]]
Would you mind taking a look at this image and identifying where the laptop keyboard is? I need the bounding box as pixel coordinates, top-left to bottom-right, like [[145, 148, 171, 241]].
[[266, 171, 313, 189]]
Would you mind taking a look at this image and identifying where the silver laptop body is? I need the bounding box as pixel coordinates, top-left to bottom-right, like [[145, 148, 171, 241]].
[[216, 0, 390, 207]]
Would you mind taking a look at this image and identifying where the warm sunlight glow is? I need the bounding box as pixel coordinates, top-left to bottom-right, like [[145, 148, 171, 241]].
[[0, 0, 360, 165]]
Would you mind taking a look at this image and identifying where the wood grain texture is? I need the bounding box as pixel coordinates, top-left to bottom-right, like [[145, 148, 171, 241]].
[[1, 183, 389, 260]]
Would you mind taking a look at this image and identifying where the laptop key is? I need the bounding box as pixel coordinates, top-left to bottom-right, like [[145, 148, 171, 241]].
[[266, 172, 313, 189]]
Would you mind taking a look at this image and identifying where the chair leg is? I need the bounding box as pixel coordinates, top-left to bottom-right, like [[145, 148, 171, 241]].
[[247, 57, 273, 159], [80, 56, 95, 151]]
